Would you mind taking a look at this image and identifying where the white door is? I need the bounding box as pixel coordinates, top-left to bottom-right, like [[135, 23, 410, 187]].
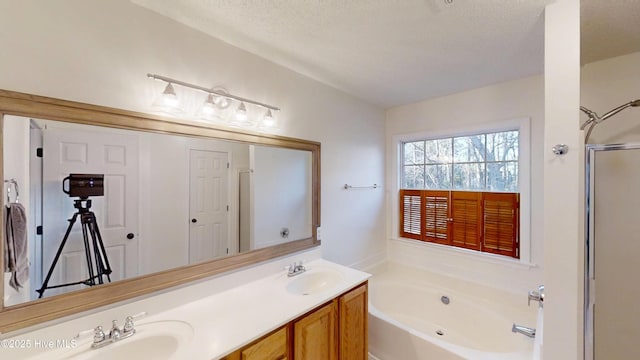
[[41, 127, 138, 296], [189, 150, 229, 263]]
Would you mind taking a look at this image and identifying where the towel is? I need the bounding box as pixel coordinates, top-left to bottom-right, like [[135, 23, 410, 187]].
[[4, 203, 29, 290]]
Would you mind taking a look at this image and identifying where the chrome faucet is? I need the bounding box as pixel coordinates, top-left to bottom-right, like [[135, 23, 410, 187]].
[[76, 312, 147, 349], [287, 261, 306, 277], [512, 324, 536, 338], [528, 285, 545, 308]]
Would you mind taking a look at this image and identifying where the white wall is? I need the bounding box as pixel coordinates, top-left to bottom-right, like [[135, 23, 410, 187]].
[[2, 116, 31, 305], [543, 0, 583, 358], [581, 51, 640, 144], [0, 0, 386, 269], [252, 146, 312, 249], [385, 75, 544, 295]]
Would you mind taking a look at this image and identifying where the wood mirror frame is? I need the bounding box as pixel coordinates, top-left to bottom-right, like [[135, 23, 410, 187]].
[[0, 89, 320, 333]]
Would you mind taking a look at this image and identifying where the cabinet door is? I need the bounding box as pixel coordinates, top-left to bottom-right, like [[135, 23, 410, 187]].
[[294, 300, 338, 360], [339, 282, 368, 360], [221, 326, 289, 360]]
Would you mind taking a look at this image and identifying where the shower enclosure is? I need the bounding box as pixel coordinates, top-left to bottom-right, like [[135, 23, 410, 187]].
[[585, 143, 640, 359]]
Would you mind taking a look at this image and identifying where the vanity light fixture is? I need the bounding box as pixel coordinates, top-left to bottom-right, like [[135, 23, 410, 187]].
[[147, 73, 280, 130]]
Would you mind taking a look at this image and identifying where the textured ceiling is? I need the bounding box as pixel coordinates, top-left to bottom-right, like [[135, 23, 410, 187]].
[[581, 0, 640, 65], [131, 0, 640, 108]]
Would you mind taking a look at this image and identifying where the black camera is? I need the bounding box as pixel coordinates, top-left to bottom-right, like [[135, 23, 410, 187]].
[[62, 174, 104, 199]]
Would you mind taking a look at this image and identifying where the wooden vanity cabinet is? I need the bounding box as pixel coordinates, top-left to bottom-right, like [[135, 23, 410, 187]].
[[339, 282, 368, 359], [221, 325, 290, 360], [293, 300, 338, 360], [220, 281, 367, 360], [293, 282, 368, 360]]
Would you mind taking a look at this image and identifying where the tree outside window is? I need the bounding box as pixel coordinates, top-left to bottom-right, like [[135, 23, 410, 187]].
[[402, 130, 519, 192]]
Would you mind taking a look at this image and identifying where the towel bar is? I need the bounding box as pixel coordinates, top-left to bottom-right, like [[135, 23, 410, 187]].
[[344, 183, 378, 190]]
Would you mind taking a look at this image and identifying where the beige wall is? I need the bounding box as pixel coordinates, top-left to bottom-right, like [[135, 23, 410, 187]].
[[0, 0, 386, 269], [582, 51, 640, 144]]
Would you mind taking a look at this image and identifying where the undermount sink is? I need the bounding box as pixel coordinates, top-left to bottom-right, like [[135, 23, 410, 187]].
[[33, 320, 193, 360], [286, 269, 344, 295]]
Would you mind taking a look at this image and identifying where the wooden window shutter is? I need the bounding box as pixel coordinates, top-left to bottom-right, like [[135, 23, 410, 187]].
[[399, 189, 423, 240], [450, 191, 482, 251], [483, 192, 519, 258], [423, 190, 450, 245]]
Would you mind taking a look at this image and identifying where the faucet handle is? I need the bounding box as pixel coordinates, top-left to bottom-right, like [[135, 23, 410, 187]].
[[123, 311, 147, 333], [93, 326, 106, 343], [74, 326, 105, 342], [528, 285, 545, 307]]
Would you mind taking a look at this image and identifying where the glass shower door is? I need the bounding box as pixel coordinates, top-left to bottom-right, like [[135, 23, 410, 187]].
[[586, 144, 640, 359]]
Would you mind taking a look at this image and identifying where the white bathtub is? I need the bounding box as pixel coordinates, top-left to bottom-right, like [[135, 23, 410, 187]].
[[368, 264, 539, 360]]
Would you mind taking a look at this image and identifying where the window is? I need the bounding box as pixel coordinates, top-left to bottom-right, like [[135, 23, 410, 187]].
[[399, 130, 520, 259]]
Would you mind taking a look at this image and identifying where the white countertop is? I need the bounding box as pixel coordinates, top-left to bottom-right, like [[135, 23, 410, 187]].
[[2, 258, 370, 360]]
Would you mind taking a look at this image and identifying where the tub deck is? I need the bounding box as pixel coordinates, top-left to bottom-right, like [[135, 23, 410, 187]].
[[367, 263, 540, 360]]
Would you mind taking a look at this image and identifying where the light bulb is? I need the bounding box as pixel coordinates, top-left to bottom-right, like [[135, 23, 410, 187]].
[[261, 109, 276, 127], [235, 102, 248, 122], [152, 82, 184, 115], [201, 94, 216, 115], [160, 83, 179, 108], [216, 96, 230, 109]]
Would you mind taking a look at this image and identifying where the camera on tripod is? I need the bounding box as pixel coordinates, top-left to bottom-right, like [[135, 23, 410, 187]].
[[38, 173, 112, 298], [62, 174, 104, 199]]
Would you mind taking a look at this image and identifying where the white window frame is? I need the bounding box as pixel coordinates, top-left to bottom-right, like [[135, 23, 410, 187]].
[[391, 117, 532, 264]]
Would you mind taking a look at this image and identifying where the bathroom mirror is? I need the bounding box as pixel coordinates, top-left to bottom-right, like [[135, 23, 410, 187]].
[[0, 89, 320, 333]]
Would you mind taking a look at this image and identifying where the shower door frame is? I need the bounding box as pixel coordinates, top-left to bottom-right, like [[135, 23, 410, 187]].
[[584, 142, 640, 360]]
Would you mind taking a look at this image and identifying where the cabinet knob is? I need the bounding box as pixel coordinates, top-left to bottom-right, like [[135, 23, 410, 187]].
[[191, 218, 198, 223], [126, 233, 135, 240]]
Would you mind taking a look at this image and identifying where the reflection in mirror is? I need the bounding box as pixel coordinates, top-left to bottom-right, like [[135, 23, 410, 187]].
[[3, 116, 312, 306]]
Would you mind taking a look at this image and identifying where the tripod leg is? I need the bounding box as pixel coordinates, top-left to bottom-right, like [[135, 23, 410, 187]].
[[86, 217, 105, 284], [80, 214, 97, 286], [37, 213, 79, 298], [89, 213, 112, 282]]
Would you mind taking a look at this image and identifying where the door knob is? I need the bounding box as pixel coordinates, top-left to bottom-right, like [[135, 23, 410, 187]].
[[191, 218, 198, 223], [126, 233, 135, 240]]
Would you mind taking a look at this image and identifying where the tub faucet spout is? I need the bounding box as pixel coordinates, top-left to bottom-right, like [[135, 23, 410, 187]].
[[512, 324, 536, 338]]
